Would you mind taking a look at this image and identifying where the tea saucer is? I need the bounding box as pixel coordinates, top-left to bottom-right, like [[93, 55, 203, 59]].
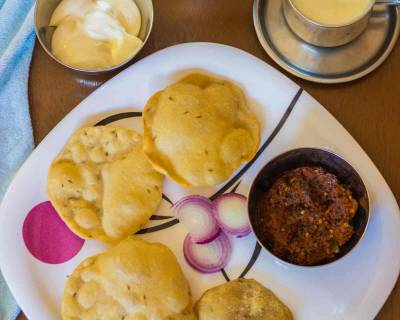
[[253, 0, 400, 83]]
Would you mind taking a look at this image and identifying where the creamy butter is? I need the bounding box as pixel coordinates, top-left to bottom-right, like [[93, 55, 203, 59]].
[[50, 0, 142, 70], [291, 0, 373, 25]]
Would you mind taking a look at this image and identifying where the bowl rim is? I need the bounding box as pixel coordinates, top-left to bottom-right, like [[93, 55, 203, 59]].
[[33, 0, 154, 73], [247, 147, 371, 269]]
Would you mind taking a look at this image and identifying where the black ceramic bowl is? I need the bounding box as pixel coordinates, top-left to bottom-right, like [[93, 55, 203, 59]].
[[248, 148, 370, 267]]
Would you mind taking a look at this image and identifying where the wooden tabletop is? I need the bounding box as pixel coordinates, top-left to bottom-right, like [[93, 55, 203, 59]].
[[23, 0, 400, 319]]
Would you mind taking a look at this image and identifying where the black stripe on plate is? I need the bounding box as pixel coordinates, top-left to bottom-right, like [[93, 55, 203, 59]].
[[238, 242, 262, 279], [95, 111, 142, 126], [135, 218, 180, 234], [162, 193, 173, 205], [221, 268, 231, 282], [209, 88, 303, 201], [150, 215, 174, 220], [230, 180, 241, 193]]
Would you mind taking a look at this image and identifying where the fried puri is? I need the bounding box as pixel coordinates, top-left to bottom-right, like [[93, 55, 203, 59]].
[[47, 126, 163, 242], [195, 278, 292, 320], [143, 73, 260, 186], [62, 237, 196, 320]]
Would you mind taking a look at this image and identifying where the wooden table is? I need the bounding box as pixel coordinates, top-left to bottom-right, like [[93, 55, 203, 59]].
[[22, 0, 400, 319]]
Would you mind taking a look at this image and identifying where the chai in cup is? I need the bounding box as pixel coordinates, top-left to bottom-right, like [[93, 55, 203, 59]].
[[290, 0, 374, 26]]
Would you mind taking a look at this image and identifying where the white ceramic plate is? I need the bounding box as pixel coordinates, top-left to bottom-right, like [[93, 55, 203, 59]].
[[0, 43, 399, 320]]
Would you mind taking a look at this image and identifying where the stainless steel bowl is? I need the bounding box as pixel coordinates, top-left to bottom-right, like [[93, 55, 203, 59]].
[[283, 0, 373, 47], [34, 0, 154, 73], [247, 148, 370, 268]]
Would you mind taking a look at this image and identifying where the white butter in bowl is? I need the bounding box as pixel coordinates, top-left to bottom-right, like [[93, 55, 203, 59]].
[[50, 0, 143, 70]]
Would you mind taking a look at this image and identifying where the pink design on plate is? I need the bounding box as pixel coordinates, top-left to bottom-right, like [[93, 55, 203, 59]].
[[22, 201, 84, 264]]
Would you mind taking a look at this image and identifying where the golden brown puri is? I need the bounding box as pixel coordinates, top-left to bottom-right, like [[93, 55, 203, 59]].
[[62, 237, 197, 320], [47, 126, 164, 242], [195, 278, 293, 320], [143, 73, 260, 186]]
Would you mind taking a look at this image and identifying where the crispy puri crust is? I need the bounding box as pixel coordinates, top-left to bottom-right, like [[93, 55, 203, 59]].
[[142, 73, 260, 187], [62, 237, 196, 320], [47, 126, 164, 242], [195, 278, 292, 320]]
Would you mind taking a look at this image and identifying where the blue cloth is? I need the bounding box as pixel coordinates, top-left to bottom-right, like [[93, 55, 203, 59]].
[[0, 0, 36, 319]]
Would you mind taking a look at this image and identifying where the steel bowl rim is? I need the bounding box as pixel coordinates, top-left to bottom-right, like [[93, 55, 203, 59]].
[[247, 147, 371, 269], [34, 0, 154, 74]]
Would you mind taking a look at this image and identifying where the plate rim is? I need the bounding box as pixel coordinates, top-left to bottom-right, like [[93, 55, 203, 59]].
[[0, 42, 399, 319]]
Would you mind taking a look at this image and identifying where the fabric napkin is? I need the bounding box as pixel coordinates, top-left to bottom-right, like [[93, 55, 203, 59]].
[[0, 0, 36, 319]]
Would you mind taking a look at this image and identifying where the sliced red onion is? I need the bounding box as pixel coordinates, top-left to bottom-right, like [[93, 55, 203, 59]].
[[213, 193, 251, 237], [173, 195, 220, 244], [183, 232, 231, 273]]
